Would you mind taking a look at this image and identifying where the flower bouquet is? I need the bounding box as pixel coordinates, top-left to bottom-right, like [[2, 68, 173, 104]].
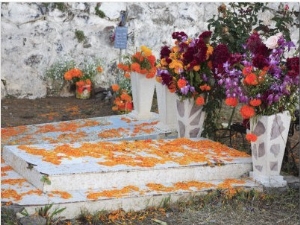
[[117, 46, 157, 119], [221, 32, 299, 141], [156, 31, 216, 137], [64, 61, 103, 99], [221, 31, 299, 187], [111, 79, 133, 114]]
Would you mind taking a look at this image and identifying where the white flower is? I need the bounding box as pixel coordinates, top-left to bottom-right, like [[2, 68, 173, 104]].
[[265, 35, 279, 49]]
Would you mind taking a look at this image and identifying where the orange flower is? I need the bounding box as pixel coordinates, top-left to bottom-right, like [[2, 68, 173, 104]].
[[112, 105, 119, 111], [124, 72, 130, 78], [168, 82, 177, 93], [120, 93, 132, 102], [147, 55, 156, 67], [244, 73, 258, 85], [242, 66, 253, 76], [193, 65, 200, 72], [111, 84, 120, 92], [199, 84, 211, 91], [131, 62, 141, 73], [156, 76, 162, 83], [195, 96, 205, 106], [240, 105, 255, 119], [225, 97, 238, 107], [249, 98, 262, 107], [64, 71, 72, 80], [70, 68, 83, 78], [146, 67, 157, 78], [97, 66, 103, 73], [246, 133, 257, 142], [118, 63, 130, 72], [177, 79, 187, 88], [76, 80, 85, 87], [85, 79, 91, 85]]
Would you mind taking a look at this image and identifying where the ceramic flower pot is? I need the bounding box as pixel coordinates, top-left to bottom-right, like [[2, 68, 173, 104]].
[[249, 110, 291, 187], [76, 84, 91, 99], [155, 82, 177, 132], [175, 96, 206, 138], [129, 72, 155, 119]]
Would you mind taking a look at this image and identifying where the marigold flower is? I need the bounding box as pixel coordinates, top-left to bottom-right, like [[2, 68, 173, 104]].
[[97, 66, 103, 73], [111, 84, 120, 92], [120, 93, 132, 102], [118, 63, 130, 72], [124, 72, 131, 78], [64, 71, 72, 80], [146, 67, 157, 78], [240, 105, 255, 119], [242, 66, 253, 76], [244, 73, 258, 85], [225, 97, 238, 107], [195, 96, 205, 106], [160, 58, 168, 66], [193, 65, 200, 72], [147, 55, 156, 67], [140, 45, 152, 57], [112, 105, 119, 111], [177, 79, 187, 88], [246, 133, 257, 142], [249, 98, 262, 107], [131, 63, 141, 73], [200, 84, 211, 91]]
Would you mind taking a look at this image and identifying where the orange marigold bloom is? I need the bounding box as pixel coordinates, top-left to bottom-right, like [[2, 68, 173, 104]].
[[131, 63, 141, 73], [195, 96, 205, 106], [146, 67, 157, 78], [117, 63, 130, 72], [124, 72, 131, 78], [97, 66, 103, 73], [112, 105, 119, 111], [225, 97, 238, 107], [111, 84, 120, 92], [147, 55, 156, 67], [249, 99, 262, 107], [240, 105, 255, 119], [207, 60, 213, 69], [246, 133, 257, 142], [177, 79, 187, 88], [64, 71, 72, 81], [85, 79, 91, 85], [120, 93, 132, 102], [76, 80, 85, 87], [160, 58, 168, 66], [70, 68, 83, 78], [244, 73, 258, 85], [242, 66, 253, 76], [168, 82, 177, 93], [193, 65, 200, 72], [200, 84, 211, 91]]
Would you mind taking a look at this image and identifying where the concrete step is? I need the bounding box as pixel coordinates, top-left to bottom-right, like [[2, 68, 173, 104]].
[[2, 138, 252, 192], [1, 113, 162, 147], [1, 158, 261, 220]]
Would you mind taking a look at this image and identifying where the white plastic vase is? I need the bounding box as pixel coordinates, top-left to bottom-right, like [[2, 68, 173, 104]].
[[249, 110, 291, 187], [175, 96, 206, 138], [155, 82, 177, 132], [129, 72, 155, 120]]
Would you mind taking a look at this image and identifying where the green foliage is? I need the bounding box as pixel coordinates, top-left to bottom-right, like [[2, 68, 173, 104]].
[[80, 57, 103, 82], [36, 203, 66, 225], [207, 3, 299, 53], [207, 3, 267, 53], [95, 6, 106, 18], [40, 175, 51, 185], [75, 29, 86, 43]]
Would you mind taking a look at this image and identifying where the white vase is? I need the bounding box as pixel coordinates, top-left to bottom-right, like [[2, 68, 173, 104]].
[[175, 96, 206, 138], [249, 110, 291, 187], [155, 82, 177, 132], [129, 72, 155, 120]]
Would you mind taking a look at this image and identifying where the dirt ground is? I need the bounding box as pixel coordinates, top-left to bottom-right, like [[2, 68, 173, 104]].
[[1, 96, 299, 225]]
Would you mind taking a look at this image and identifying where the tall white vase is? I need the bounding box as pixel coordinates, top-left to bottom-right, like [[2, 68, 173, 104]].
[[129, 72, 155, 120], [250, 110, 291, 187], [155, 82, 177, 132], [175, 96, 206, 138]]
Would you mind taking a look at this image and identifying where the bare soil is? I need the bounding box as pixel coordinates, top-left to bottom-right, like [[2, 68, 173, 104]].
[[1, 96, 299, 225]]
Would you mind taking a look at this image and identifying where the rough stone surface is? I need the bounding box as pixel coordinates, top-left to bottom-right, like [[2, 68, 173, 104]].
[[19, 215, 47, 225], [1, 2, 299, 99]]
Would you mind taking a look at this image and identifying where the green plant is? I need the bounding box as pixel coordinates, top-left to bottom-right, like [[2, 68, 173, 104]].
[[95, 6, 106, 18], [75, 29, 86, 43], [41, 175, 51, 185], [36, 203, 66, 225]]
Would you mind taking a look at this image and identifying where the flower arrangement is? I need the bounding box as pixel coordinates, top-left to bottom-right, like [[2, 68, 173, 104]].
[[63, 58, 103, 98], [156, 31, 215, 106], [111, 77, 133, 114], [117, 45, 157, 79], [221, 32, 299, 141]]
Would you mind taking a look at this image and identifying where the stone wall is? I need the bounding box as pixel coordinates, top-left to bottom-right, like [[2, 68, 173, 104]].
[[1, 2, 299, 99]]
